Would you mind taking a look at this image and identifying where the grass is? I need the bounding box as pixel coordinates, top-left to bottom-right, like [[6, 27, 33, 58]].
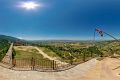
[[14, 50, 44, 59], [39, 47, 59, 58], [14, 46, 43, 59], [38, 46, 88, 63], [14, 46, 54, 67]]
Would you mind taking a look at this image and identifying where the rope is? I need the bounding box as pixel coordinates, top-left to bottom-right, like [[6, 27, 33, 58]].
[[93, 29, 96, 46]]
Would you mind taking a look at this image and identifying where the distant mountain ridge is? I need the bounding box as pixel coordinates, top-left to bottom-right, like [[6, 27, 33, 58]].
[[0, 35, 21, 42], [0, 35, 27, 45]]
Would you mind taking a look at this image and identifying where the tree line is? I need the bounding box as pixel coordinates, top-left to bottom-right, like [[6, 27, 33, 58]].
[[0, 39, 10, 61]]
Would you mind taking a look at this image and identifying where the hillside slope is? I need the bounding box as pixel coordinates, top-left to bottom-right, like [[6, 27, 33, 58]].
[[0, 35, 27, 45]]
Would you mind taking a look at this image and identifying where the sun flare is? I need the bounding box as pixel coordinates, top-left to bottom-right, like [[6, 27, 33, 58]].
[[19, 1, 42, 10]]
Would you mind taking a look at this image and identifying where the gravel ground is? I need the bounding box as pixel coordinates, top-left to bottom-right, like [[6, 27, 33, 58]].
[[0, 59, 97, 80]]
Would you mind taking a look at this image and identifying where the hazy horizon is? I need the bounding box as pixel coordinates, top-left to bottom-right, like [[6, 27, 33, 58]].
[[0, 33, 118, 41]]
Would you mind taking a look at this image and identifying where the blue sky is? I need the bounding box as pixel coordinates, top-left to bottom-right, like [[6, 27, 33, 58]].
[[0, 0, 120, 40]]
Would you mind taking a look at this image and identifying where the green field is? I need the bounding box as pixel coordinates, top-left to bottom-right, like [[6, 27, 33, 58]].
[[37, 43, 101, 63], [14, 46, 53, 67], [14, 46, 45, 59], [14, 40, 120, 65], [39, 47, 60, 58]]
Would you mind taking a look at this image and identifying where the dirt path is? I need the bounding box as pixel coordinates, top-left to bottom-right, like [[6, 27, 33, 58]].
[[1, 57, 119, 80], [100, 59, 118, 80], [35, 47, 55, 60], [34, 47, 68, 65], [0, 58, 97, 80], [80, 58, 120, 80]]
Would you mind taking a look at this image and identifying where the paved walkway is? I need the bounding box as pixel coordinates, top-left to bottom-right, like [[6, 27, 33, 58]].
[[0, 58, 97, 80]]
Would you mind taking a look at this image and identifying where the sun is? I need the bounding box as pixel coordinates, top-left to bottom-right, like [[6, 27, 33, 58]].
[[19, 1, 42, 10]]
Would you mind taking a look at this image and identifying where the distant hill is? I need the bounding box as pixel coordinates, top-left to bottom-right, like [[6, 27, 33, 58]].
[[0, 35, 27, 45], [0, 35, 20, 42]]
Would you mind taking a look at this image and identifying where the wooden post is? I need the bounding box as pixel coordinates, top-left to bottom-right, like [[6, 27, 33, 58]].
[[91, 52, 93, 58], [52, 60, 55, 70], [54, 61, 56, 70], [31, 57, 35, 70], [12, 59, 16, 67], [83, 52, 86, 62]]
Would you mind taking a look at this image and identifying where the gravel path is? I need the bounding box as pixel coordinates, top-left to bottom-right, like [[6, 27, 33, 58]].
[[0, 58, 97, 80]]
